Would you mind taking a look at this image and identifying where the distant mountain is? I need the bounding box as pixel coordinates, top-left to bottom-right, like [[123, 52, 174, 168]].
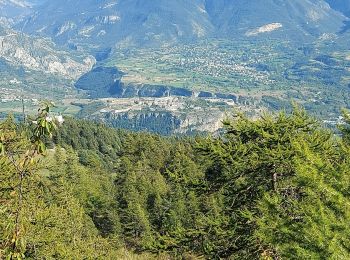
[[325, 0, 350, 33], [0, 0, 30, 25], [0, 0, 44, 26], [325, 0, 350, 17], [0, 25, 95, 79], [20, 0, 213, 48], [0, 0, 39, 17], [19, 0, 347, 50], [206, 0, 345, 40]]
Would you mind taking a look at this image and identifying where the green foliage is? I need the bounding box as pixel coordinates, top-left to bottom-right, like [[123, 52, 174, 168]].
[[255, 140, 350, 259], [0, 106, 156, 259], [196, 107, 349, 258], [339, 109, 350, 143], [2, 105, 350, 259], [0, 102, 60, 259], [53, 117, 123, 169]]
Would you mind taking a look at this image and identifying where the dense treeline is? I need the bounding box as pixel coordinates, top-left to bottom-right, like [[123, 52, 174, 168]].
[[1, 106, 350, 259]]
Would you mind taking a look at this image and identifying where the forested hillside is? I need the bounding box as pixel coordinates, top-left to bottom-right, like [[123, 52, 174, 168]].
[[1, 104, 350, 259]]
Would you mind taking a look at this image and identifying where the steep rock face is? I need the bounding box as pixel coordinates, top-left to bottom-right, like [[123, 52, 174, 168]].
[[104, 109, 225, 134], [19, 0, 347, 48], [0, 27, 95, 79]]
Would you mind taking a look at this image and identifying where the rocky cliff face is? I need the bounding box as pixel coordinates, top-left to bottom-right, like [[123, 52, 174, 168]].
[[105, 109, 225, 134], [82, 96, 234, 135], [0, 27, 95, 79]]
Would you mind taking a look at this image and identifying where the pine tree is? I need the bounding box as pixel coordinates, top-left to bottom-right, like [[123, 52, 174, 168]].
[[339, 109, 350, 143], [197, 107, 326, 258], [254, 133, 350, 259], [0, 103, 59, 259]]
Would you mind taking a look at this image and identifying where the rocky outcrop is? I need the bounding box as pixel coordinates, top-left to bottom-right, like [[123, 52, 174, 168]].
[[0, 27, 95, 79], [114, 83, 238, 101]]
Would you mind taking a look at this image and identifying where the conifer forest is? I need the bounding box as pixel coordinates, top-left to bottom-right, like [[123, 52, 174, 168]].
[[1, 104, 350, 259]]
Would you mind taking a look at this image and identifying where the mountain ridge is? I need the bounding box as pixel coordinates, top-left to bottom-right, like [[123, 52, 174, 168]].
[[19, 0, 348, 49], [325, 0, 350, 17]]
